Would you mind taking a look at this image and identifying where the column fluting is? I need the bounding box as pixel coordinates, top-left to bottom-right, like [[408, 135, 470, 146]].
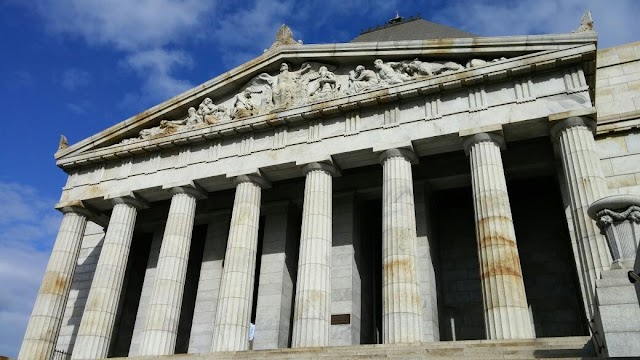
[[464, 132, 533, 340], [211, 175, 267, 352], [71, 195, 147, 360], [380, 148, 424, 344], [18, 205, 90, 360], [291, 162, 337, 348], [552, 116, 610, 318], [138, 186, 205, 355]]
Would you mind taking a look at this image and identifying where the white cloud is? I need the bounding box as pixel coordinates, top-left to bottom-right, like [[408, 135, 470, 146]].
[[120, 48, 195, 105], [32, 0, 215, 51], [434, 0, 640, 48], [61, 68, 92, 91], [23, 0, 216, 104], [0, 182, 60, 358], [210, 0, 292, 68]]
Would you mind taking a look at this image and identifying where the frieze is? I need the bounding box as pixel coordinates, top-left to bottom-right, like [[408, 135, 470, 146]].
[[120, 57, 509, 144]]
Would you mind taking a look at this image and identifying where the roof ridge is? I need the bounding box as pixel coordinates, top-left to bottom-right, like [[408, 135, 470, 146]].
[[359, 14, 423, 35], [352, 17, 476, 43]]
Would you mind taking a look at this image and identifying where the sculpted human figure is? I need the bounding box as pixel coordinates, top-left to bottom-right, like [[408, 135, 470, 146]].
[[347, 65, 379, 94], [374, 59, 408, 85], [138, 125, 166, 140], [258, 62, 311, 110], [159, 106, 202, 130], [466, 57, 507, 68], [196, 97, 230, 124], [407, 59, 464, 77], [233, 89, 258, 118], [197, 97, 217, 116], [185, 107, 203, 126], [309, 66, 337, 97]]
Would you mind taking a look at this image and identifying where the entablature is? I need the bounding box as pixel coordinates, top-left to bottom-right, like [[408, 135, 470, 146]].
[[59, 62, 594, 210], [56, 41, 596, 170]]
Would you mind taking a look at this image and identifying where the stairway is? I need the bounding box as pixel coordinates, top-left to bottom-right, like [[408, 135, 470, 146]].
[[114, 336, 597, 359]]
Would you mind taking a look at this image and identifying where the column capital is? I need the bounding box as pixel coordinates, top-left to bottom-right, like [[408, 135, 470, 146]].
[[588, 194, 640, 221], [588, 194, 640, 268], [301, 161, 341, 177], [379, 148, 418, 165], [550, 116, 596, 140], [462, 132, 505, 155], [55, 200, 108, 228], [163, 181, 207, 200], [233, 171, 271, 189], [55, 200, 94, 217], [106, 191, 149, 209]]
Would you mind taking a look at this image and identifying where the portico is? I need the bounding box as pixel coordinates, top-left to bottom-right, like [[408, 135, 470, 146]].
[[20, 20, 614, 360]]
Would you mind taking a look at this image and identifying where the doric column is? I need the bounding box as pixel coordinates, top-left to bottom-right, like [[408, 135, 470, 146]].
[[551, 116, 610, 318], [18, 203, 93, 360], [71, 194, 148, 360], [463, 132, 533, 340], [380, 148, 424, 344], [138, 184, 206, 356], [292, 162, 338, 348], [211, 174, 269, 352]]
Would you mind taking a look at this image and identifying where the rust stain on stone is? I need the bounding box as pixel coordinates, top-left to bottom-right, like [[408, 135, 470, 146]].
[[85, 292, 104, 311], [86, 185, 102, 198], [264, 113, 279, 126], [384, 257, 413, 278], [479, 233, 516, 249], [41, 272, 67, 295], [481, 262, 523, 279]]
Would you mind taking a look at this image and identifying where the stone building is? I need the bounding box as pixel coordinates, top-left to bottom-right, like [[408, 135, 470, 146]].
[[18, 13, 640, 359]]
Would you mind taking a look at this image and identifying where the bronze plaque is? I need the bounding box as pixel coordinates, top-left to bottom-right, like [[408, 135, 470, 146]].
[[331, 313, 351, 325]]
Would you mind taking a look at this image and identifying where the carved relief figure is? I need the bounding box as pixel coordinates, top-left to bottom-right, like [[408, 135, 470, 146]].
[[347, 65, 379, 94], [255, 62, 312, 110], [374, 59, 409, 85], [466, 57, 507, 68], [198, 97, 230, 124], [406, 59, 464, 77], [160, 107, 201, 130], [233, 89, 259, 118], [309, 66, 337, 98]]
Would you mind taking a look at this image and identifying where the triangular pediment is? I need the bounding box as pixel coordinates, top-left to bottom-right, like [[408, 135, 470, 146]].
[[55, 32, 597, 169]]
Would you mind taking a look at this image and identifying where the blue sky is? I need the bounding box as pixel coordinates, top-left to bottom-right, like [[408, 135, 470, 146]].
[[1, 0, 639, 357]]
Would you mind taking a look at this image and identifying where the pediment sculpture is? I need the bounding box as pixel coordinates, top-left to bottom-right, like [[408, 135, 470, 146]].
[[120, 56, 508, 144]]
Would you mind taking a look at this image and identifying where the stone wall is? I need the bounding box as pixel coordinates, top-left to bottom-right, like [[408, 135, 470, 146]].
[[595, 41, 640, 197], [128, 231, 163, 356], [596, 41, 640, 119], [509, 177, 588, 337], [434, 186, 485, 341], [596, 132, 640, 196], [187, 213, 230, 353]]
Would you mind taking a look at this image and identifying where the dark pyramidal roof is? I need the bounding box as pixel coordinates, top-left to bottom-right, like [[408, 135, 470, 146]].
[[352, 14, 476, 42]]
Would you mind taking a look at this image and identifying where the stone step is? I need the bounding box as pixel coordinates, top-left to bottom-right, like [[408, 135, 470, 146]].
[[113, 336, 596, 359]]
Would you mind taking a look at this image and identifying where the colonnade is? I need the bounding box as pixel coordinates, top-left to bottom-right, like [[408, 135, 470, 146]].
[[18, 116, 609, 360]]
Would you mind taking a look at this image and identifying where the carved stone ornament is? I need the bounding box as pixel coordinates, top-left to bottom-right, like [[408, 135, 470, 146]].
[[268, 24, 302, 51], [588, 194, 640, 268], [120, 55, 510, 144], [58, 134, 69, 150], [573, 10, 594, 33]]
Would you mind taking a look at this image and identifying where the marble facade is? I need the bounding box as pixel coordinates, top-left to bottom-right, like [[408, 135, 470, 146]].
[[18, 22, 640, 359]]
